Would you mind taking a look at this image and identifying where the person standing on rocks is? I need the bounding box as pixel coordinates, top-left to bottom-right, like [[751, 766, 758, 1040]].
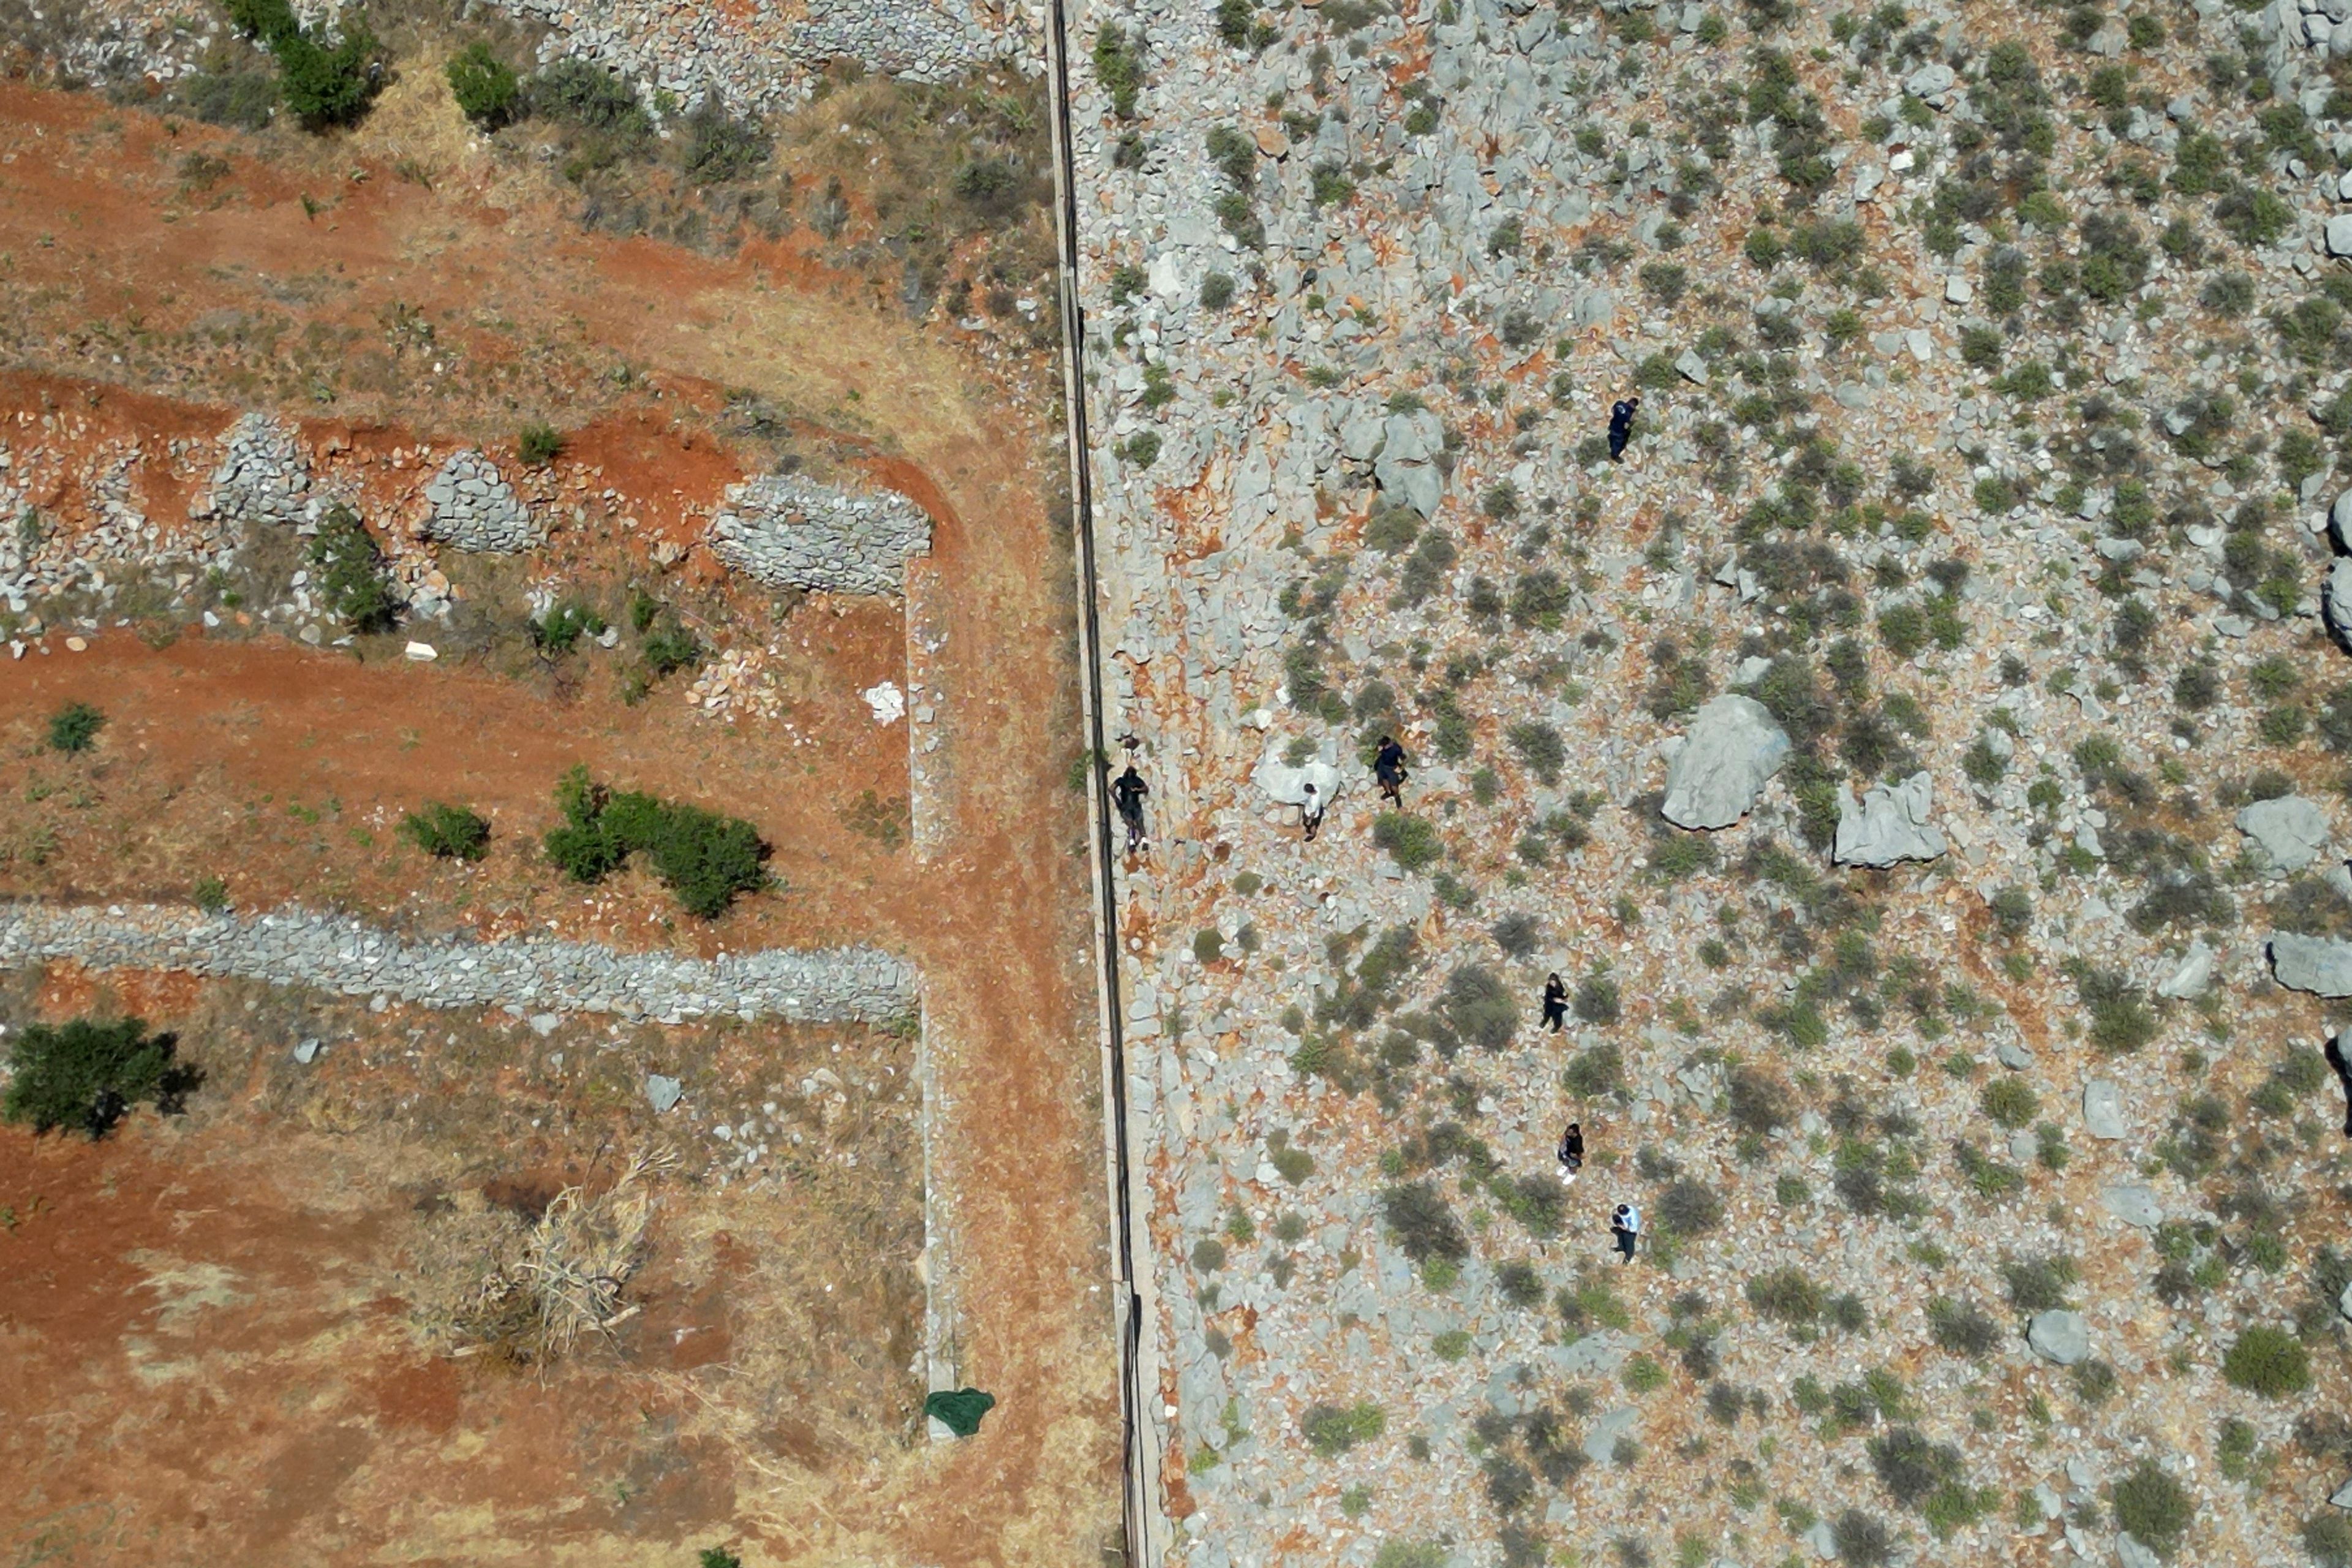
[[1608, 395, 1640, 463], [1300, 780, 1325, 842], [1374, 736, 1409, 805], [1111, 763, 1150, 854], [1610, 1201, 1642, 1262], [1556, 1121, 1584, 1185], [1540, 971, 1569, 1033]]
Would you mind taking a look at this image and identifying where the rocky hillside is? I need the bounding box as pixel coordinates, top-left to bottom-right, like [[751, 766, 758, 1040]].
[[1071, 1, 2352, 1565]]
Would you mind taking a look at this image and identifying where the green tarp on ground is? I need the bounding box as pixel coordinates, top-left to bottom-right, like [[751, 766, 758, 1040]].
[[924, 1387, 996, 1437]]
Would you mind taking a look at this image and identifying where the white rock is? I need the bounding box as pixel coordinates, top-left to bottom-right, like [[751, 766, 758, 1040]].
[[2157, 940, 2214, 999], [404, 640, 438, 662], [2082, 1079, 2126, 1140], [2237, 795, 2330, 875], [2328, 214, 2352, 257], [863, 680, 907, 724], [2027, 1309, 2091, 1365], [1833, 772, 1947, 867]]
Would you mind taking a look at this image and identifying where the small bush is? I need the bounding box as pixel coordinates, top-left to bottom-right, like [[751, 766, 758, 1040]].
[[1506, 721, 1566, 783], [310, 505, 398, 634], [2000, 1254, 2076, 1313], [679, 97, 772, 185], [542, 766, 768, 918], [1301, 1400, 1386, 1457], [401, 802, 491, 861], [1564, 1040, 1624, 1098], [1491, 912, 1541, 958], [1373, 812, 1441, 872], [274, 17, 385, 131], [1981, 1077, 2040, 1129], [2111, 1458, 2192, 1559], [518, 421, 566, 466], [1574, 971, 1621, 1025], [1658, 1178, 1724, 1236], [1746, 1268, 1824, 1326], [2222, 1324, 2310, 1396], [1381, 1180, 1467, 1264], [447, 41, 521, 129], [1727, 1066, 1794, 1135], [1442, 963, 1518, 1050], [1199, 272, 1236, 309], [192, 875, 230, 913], [1832, 1510, 1894, 1567], [47, 701, 104, 754], [2, 1017, 196, 1138], [639, 616, 704, 679], [2307, 1513, 2352, 1568], [1926, 1296, 1999, 1358], [533, 599, 608, 656]]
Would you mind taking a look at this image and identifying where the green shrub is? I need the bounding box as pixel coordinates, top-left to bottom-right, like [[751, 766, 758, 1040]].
[[1442, 963, 1517, 1050], [1564, 1040, 1624, 1098], [192, 875, 230, 913], [532, 58, 652, 137], [1199, 272, 1236, 309], [2222, 1325, 2310, 1396], [1981, 1077, 2040, 1129], [1658, 1178, 1724, 1235], [542, 766, 768, 917], [1093, 24, 1145, 119], [310, 505, 398, 634], [533, 599, 608, 655], [1506, 720, 1565, 783], [2307, 1512, 2352, 1568], [699, 1549, 744, 1568], [1302, 1401, 1386, 1457], [1193, 928, 1224, 962], [2, 1017, 195, 1138], [1926, 1296, 1999, 1357], [446, 41, 521, 128], [679, 97, 772, 184], [275, 21, 384, 129], [1381, 1180, 1466, 1264], [639, 616, 704, 679], [47, 701, 104, 753], [401, 801, 491, 861], [1747, 1268, 1825, 1326], [518, 421, 566, 466], [1373, 812, 1441, 872], [2111, 1458, 2192, 1559]]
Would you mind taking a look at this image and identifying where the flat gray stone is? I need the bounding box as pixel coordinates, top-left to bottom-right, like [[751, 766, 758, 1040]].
[[1803, 1520, 1838, 1560], [2271, 933, 2352, 997], [2237, 796, 2330, 875], [2329, 213, 2352, 258], [2157, 939, 2214, 1000], [1583, 1406, 1638, 1465], [2082, 1079, 2126, 1140], [2101, 1182, 2162, 1228], [646, 1074, 684, 1114], [2333, 1477, 2352, 1507], [2117, 1533, 2162, 1568], [2340, 1278, 2352, 1324], [292, 1036, 321, 1064], [2027, 1309, 2091, 1365], [1833, 771, 1947, 868], [1660, 695, 1790, 831], [1997, 1041, 2036, 1069]]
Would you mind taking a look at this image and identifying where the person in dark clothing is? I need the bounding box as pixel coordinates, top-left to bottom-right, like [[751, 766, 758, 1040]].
[[1607, 395, 1640, 462], [2328, 1035, 2352, 1137], [1110, 763, 1149, 854], [1610, 1202, 1642, 1261], [1556, 1121, 1584, 1186], [1540, 972, 1569, 1033], [1373, 735, 1409, 805], [1300, 781, 1325, 842]]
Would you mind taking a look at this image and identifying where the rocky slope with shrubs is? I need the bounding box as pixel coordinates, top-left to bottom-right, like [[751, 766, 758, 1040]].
[[1071, 1, 2352, 1565]]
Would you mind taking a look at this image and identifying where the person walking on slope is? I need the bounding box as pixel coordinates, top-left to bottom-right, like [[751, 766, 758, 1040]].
[[1300, 780, 1326, 842], [1556, 1121, 1585, 1186], [1540, 971, 1569, 1033], [1373, 735, 1410, 805], [1110, 762, 1150, 855], [1608, 394, 1640, 462], [1610, 1201, 1642, 1262]]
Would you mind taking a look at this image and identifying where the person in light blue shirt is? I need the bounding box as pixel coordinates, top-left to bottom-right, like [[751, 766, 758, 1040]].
[[1610, 1202, 1642, 1262]]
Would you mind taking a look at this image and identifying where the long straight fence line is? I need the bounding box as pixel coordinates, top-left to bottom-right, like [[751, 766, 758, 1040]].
[[1039, 5, 1157, 1562]]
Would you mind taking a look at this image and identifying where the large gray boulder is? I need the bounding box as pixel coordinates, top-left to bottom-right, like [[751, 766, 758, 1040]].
[[2027, 1309, 2091, 1365], [2329, 557, 2352, 650], [1372, 409, 1447, 518], [1660, 696, 1790, 830], [1833, 771, 1947, 867], [2101, 1182, 2162, 1229], [1253, 742, 1343, 808], [2082, 1079, 2127, 1140], [2157, 938, 2214, 1000], [2237, 796, 2331, 875], [2271, 932, 2352, 996]]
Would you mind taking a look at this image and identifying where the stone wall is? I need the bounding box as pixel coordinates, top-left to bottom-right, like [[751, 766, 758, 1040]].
[[706, 473, 934, 597], [0, 902, 917, 1025]]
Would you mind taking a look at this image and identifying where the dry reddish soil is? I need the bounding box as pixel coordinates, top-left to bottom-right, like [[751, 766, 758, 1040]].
[[0, 66, 1115, 1568]]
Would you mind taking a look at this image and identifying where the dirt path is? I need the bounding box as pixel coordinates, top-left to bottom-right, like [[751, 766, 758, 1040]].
[[0, 72, 1114, 1568]]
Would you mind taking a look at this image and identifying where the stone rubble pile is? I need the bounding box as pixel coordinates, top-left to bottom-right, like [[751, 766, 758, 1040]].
[[421, 449, 543, 554], [0, 902, 916, 1025], [200, 413, 312, 529], [707, 473, 934, 596]]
